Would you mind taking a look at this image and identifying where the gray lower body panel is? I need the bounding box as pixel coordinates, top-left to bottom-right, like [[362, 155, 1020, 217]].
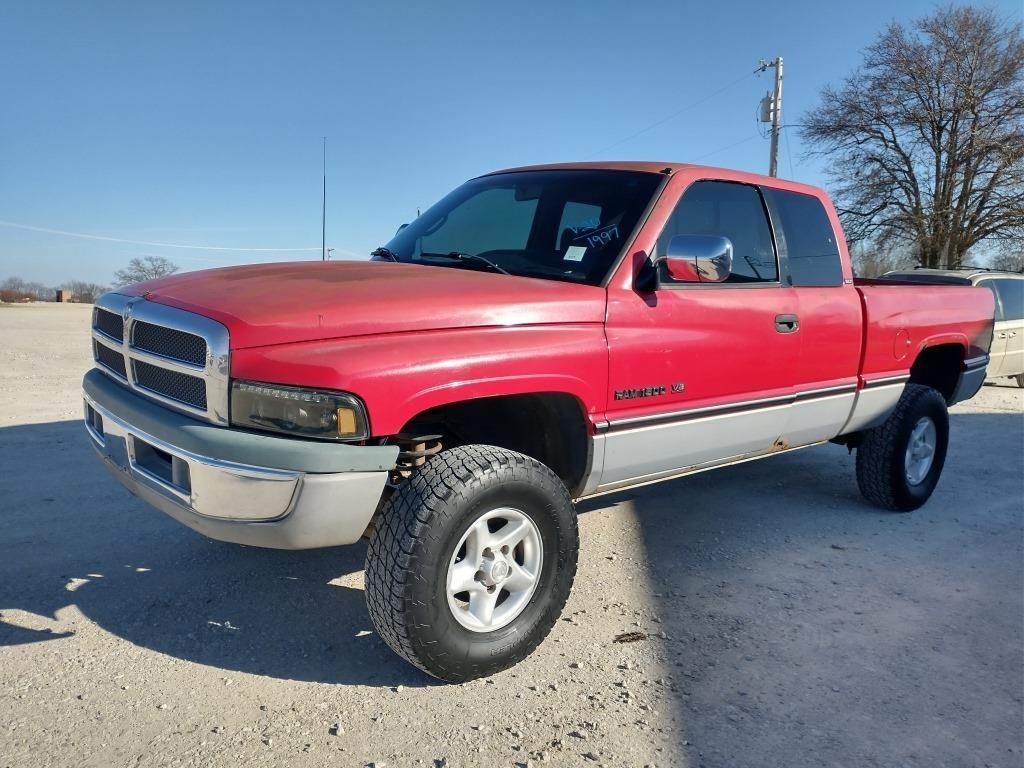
[[83, 370, 395, 549]]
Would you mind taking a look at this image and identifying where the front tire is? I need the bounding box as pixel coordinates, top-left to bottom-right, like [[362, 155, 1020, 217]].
[[855, 383, 949, 512], [1015, 374, 1023, 389], [364, 444, 578, 682]]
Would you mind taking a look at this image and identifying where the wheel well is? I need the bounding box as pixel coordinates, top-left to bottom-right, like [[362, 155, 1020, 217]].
[[908, 344, 964, 403], [395, 393, 592, 497]]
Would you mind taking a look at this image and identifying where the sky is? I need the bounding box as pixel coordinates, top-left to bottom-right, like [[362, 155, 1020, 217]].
[[1, 1, 1020, 287]]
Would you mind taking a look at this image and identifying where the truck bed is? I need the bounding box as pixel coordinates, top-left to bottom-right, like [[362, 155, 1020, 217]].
[[854, 279, 995, 381]]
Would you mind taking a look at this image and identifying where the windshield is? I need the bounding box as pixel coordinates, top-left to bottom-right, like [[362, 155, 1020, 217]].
[[379, 169, 663, 285]]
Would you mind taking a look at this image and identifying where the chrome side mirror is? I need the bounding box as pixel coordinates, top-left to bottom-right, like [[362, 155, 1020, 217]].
[[659, 235, 733, 283]]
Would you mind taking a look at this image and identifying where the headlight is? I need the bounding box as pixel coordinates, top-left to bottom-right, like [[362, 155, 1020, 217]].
[[230, 381, 369, 441]]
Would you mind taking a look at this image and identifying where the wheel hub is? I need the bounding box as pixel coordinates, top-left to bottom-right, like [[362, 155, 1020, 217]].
[[446, 507, 544, 633], [483, 558, 510, 585]]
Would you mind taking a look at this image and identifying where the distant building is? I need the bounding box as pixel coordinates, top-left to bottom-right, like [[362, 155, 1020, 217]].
[[55, 289, 74, 303]]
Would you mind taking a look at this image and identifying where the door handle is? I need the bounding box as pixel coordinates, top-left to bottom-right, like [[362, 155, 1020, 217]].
[[997, 332, 1009, 339], [775, 314, 800, 333]]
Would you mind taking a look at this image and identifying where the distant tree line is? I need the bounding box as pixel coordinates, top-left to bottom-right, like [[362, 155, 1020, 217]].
[[851, 242, 1023, 277], [1, 256, 181, 304], [0, 277, 110, 303]]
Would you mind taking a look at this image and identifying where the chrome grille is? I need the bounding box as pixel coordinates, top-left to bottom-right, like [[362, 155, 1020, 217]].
[[93, 308, 124, 341], [93, 340, 127, 378], [90, 294, 230, 424], [132, 360, 207, 409], [132, 321, 207, 366]]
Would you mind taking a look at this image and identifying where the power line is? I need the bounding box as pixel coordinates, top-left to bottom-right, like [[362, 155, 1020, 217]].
[[586, 71, 755, 158], [0, 220, 321, 251], [694, 134, 761, 161]]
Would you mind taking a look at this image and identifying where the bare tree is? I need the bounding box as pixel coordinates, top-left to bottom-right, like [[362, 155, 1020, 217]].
[[802, 6, 1024, 268], [113, 256, 179, 287], [989, 243, 1024, 272], [850, 244, 918, 277]]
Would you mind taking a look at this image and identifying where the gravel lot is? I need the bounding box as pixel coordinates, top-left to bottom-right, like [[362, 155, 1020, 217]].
[[1, 302, 1022, 768]]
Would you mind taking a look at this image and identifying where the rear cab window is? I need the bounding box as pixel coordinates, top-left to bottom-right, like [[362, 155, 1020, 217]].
[[763, 189, 844, 287]]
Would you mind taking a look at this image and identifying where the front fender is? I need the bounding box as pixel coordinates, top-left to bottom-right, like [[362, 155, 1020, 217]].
[[230, 325, 608, 436]]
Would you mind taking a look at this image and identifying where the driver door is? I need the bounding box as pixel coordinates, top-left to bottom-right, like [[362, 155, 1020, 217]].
[[600, 180, 799, 491]]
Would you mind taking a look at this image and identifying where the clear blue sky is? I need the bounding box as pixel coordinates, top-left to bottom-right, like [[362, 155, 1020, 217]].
[[1, 1, 1019, 286]]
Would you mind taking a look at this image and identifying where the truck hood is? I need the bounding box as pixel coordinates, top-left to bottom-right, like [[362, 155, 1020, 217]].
[[124, 261, 607, 350]]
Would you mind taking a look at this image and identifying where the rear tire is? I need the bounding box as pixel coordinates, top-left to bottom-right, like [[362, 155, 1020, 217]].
[[364, 444, 578, 682], [855, 384, 949, 512]]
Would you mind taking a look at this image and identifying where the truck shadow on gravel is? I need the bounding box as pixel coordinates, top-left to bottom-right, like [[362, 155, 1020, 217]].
[[1, 408, 1022, 731], [0, 420, 435, 688]]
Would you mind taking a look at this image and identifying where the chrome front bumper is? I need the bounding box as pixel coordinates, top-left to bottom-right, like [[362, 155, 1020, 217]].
[[83, 372, 397, 550]]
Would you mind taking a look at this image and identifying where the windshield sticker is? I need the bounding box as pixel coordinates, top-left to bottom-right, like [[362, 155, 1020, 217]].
[[563, 245, 587, 262], [573, 223, 619, 249]]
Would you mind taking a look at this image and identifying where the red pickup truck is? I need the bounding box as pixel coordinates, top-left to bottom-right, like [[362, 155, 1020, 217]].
[[83, 162, 994, 682]]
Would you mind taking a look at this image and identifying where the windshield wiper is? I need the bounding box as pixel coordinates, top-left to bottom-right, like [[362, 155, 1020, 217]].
[[371, 247, 401, 262], [429, 251, 510, 275]]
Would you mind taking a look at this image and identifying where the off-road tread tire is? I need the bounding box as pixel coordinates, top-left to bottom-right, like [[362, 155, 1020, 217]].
[[856, 383, 949, 512], [364, 444, 577, 683]]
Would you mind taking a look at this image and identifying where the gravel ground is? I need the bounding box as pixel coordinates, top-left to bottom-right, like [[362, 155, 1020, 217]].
[[1, 302, 1022, 768]]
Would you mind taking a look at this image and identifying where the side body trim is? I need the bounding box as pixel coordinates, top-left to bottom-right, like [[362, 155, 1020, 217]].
[[601, 383, 858, 434], [583, 382, 866, 495]]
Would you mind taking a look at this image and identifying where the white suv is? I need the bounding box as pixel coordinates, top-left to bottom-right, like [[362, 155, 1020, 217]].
[[882, 268, 1024, 388]]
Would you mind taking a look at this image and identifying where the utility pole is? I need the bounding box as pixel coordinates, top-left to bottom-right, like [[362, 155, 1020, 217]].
[[757, 58, 784, 177], [321, 136, 327, 261]]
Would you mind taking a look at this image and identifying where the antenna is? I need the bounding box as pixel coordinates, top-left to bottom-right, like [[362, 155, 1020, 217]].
[[321, 136, 327, 261]]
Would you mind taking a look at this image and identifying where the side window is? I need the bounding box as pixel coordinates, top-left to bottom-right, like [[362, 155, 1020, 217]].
[[767, 190, 844, 287], [993, 279, 1024, 321], [656, 181, 778, 283], [417, 187, 537, 258]]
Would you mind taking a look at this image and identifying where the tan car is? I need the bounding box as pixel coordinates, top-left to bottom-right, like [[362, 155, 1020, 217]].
[[882, 268, 1024, 388]]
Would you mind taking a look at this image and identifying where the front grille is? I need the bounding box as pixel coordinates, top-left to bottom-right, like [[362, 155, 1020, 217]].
[[94, 341, 127, 378], [132, 321, 206, 366], [94, 308, 124, 341], [132, 360, 208, 410], [90, 295, 228, 423]]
